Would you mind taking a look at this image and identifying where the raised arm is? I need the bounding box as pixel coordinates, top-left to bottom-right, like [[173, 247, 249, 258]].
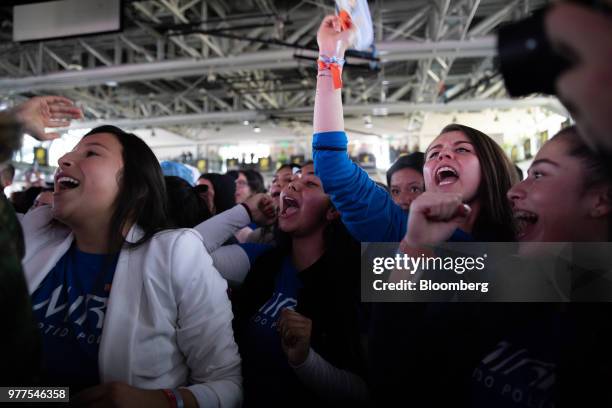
[[11, 96, 82, 141], [313, 16, 407, 243], [193, 193, 276, 252], [313, 15, 351, 133]]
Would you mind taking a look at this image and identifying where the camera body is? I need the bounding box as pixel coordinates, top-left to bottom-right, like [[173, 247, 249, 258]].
[[497, 1, 610, 97], [497, 7, 569, 97]]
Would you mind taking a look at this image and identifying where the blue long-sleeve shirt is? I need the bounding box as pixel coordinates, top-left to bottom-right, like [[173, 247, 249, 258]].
[[313, 131, 472, 243]]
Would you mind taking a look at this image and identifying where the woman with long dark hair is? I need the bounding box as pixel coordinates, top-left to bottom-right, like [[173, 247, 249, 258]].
[[232, 162, 368, 405], [190, 163, 367, 404], [21, 125, 241, 407], [312, 15, 521, 408], [313, 16, 518, 244]]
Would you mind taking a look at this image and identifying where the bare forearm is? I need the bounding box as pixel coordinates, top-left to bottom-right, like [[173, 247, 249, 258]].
[[313, 66, 345, 133], [148, 388, 199, 408], [179, 388, 198, 408]]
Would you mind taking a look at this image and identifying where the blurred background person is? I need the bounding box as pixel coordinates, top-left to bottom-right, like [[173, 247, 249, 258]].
[[10, 185, 42, 214], [31, 186, 54, 210], [246, 164, 301, 245], [386, 152, 425, 212], [235, 169, 265, 204], [235, 169, 266, 242], [1, 163, 15, 198], [165, 175, 212, 228], [160, 160, 196, 186], [198, 172, 236, 215]]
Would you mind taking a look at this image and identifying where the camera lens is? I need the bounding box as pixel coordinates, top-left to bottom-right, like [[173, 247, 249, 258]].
[[497, 8, 571, 97]]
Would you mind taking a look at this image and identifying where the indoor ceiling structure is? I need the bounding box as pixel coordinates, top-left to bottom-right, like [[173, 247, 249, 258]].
[[0, 0, 559, 142]]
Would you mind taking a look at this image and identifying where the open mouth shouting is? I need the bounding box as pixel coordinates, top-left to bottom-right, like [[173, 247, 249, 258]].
[[279, 193, 300, 218], [435, 165, 459, 186], [55, 172, 81, 193], [514, 209, 539, 240]]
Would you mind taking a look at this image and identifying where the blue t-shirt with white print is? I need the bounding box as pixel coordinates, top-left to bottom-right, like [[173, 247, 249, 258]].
[[31, 244, 118, 391], [242, 256, 303, 403]]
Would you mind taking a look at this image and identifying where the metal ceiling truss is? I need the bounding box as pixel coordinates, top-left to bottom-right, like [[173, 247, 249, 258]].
[[0, 0, 551, 138]]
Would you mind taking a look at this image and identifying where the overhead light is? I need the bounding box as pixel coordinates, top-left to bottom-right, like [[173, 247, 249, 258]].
[[382, 80, 390, 85], [105, 81, 118, 87], [243, 120, 250, 126], [253, 125, 261, 133]]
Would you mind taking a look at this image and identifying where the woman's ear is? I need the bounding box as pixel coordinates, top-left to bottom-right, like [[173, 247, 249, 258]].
[[326, 205, 341, 221], [588, 185, 612, 218]]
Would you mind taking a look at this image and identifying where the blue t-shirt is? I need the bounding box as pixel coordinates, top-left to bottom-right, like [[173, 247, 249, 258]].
[[240, 243, 273, 266], [31, 244, 118, 390], [242, 256, 303, 403]]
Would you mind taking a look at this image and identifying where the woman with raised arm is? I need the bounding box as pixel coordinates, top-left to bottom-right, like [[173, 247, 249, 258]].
[[313, 16, 518, 244]]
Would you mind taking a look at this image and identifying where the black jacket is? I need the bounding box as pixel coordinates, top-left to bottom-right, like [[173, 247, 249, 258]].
[[0, 191, 41, 386]]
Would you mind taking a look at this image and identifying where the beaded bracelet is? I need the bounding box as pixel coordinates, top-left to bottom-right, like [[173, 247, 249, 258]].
[[162, 389, 184, 408], [318, 55, 345, 89]]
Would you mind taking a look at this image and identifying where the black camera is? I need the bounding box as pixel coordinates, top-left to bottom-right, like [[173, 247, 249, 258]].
[[497, 1, 610, 97], [497, 7, 570, 97]]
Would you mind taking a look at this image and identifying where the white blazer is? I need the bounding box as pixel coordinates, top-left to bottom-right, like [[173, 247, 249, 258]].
[[21, 206, 242, 407]]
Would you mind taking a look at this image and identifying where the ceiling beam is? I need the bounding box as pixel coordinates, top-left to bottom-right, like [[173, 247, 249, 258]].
[[387, 5, 431, 40], [57, 97, 566, 130], [78, 40, 113, 66], [0, 38, 496, 93]]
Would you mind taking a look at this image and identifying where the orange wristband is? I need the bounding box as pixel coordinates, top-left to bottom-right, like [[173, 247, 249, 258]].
[[318, 56, 345, 89]]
